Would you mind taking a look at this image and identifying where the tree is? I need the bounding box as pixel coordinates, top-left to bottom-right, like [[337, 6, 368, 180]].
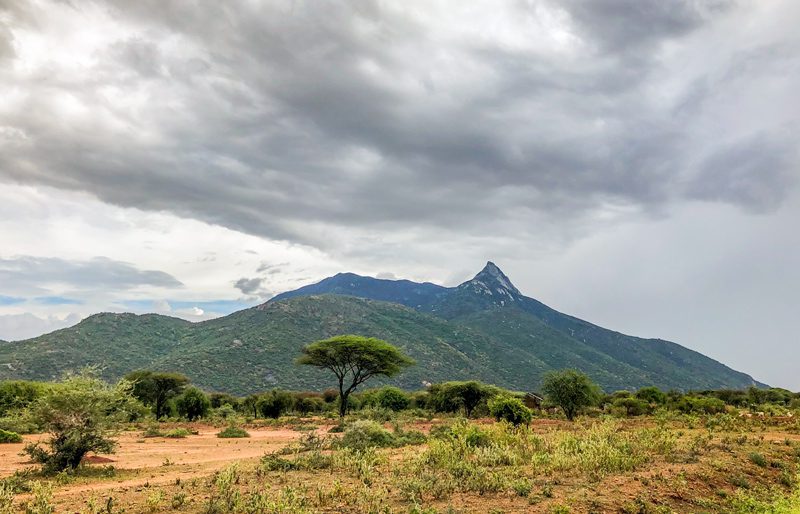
[[175, 387, 210, 421], [297, 335, 414, 417], [0, 380, 48, 417], [428, 381, 497, 418], [542, 369, 600, 421], [125, 370, 188, 420], [376, 386, 410, 411], [635, 386, 666, 405], [488, 395, 532, 426], [23, 372, 143, 473], [256, 390, 294, 418]]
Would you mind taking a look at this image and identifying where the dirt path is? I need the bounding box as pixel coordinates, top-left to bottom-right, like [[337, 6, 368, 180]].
[[1, 425, 331, 506]]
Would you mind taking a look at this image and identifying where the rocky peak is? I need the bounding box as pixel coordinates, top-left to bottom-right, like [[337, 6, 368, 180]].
[[459, 261, 521, 300]]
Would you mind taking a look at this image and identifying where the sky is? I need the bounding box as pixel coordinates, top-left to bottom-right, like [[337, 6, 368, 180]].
[[0, 0, 798, 389]]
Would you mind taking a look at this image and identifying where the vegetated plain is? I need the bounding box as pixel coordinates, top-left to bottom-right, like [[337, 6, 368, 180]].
[[1, 374, 800, 513]]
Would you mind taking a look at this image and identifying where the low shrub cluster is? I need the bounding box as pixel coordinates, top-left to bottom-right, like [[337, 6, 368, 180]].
[[217, 426, 250, 438]]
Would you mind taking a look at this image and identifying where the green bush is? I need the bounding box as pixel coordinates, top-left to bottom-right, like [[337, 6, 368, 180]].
[[613, 397, 651, 417], [209, 393, 239, 409], [375, 386, 410, 411], [428, 381, 500, 418], [0, 381, 48, 417], [0, 429, 22, 443], [336, 420, 396, 450], [294, 396, 325, 415], [256, 390, 294, 419], [0, 416, 37, 435], [488, 396, 532, 426], [635, 386, 666, 405], [164, 428, 192, 438], [23, 372, 143, 473], [542, 369, 601, 421], [175, 387, 210, 421], [674, 396, 726, 415], [217, 426, 250, 438]]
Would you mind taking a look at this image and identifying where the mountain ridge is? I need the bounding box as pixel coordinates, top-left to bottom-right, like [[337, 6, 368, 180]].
[[0, 261, 766, 393]]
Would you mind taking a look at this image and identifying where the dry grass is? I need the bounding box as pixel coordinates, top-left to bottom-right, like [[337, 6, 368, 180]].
[[2, 414, 800, 513]]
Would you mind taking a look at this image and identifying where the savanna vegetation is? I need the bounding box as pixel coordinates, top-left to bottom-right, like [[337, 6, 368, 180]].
[[0, 337, 798, 512]]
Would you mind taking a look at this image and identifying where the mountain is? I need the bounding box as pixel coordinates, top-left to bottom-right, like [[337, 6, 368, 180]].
[[0, 262, 764, 393]]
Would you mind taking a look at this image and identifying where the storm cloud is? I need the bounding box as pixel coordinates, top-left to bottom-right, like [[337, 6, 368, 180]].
[[1, 0, 797, 247]]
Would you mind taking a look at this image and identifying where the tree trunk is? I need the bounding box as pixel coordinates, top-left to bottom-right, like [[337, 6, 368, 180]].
[[339, 391, 349, 418]]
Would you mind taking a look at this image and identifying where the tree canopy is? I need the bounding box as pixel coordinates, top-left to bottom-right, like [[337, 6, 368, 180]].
[[125, 370, 188, 420], [297, 335, 414, 417], [542, 369, 600, 421]]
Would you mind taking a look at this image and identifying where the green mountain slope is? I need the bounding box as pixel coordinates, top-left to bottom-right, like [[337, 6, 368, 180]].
[[0, 313, 192, 381], [0, 262, 764, 393]]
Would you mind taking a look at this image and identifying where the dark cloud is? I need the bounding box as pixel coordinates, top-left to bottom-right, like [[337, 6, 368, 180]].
[[560, 0, 732, 54], [233, 277, 264, 295], [0, 0, 796, 251], [688, 134, 798, 210], [0, 256, 183, 295]]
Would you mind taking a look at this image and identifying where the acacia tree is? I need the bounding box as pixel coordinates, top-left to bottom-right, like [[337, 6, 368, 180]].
[[297, 335, 414, 417], [24, 372, 143, 473], [125, 370, 188, 420], [542, 369, 600, 421]]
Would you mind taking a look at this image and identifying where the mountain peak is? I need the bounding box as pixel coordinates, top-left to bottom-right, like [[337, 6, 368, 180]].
[[463, 261, 521, 298]]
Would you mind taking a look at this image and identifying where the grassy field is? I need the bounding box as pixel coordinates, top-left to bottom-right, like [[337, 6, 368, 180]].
[[2, 412, 800, 513]]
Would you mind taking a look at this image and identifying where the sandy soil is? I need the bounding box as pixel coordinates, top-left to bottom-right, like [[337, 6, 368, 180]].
[[0, 424, 335, 506]]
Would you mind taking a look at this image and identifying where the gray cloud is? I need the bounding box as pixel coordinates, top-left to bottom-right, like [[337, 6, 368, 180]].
[[233, 277, 264, 295], [0, 0, 796, 250], [0, 256, 183, 295]]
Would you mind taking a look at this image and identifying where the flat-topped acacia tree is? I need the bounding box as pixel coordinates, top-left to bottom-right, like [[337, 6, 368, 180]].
[[297, 335, 414, 417]]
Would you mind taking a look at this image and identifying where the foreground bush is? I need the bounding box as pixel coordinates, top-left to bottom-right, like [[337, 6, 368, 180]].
[[23, 372, 143, 473], [488, 396, 532, 426], [0, 429, 21, 443]]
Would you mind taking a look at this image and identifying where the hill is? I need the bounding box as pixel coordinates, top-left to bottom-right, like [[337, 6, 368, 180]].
[[0, 262, 764, 393]]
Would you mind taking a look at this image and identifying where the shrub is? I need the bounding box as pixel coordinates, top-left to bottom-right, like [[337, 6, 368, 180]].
[[164, 428, 192, 438], [748, 452, 767, 467], [635, 386, 666, 405], [214, 404, 237, 420], [217, 426, 250, 438], [294, 396, 325, 415], [428, 381, 499, 418], [336, 420, 396, 450], [375, 386, 410, 411], [256, 390, 294, 419], [23, 372, 142, 473], [488, 396, 532, 426], [209, 393, 239, 409], [175, 387, 210, 421], [674, 396, 726, 415], [542, 369, 601, 421], [0, 429, 22, 444], [0, 381, 48, 417], [0, 416, 37, 435], [125, 371, 188, 420], [613, 397, 651, 417]]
